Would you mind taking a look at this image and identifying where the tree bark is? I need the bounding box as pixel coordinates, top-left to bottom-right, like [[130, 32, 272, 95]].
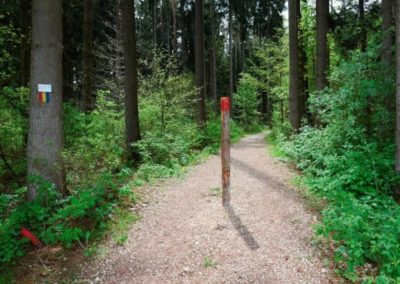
[[382, 0, 394, 65], [27, 0, 64, 200], [195, 0, 206, 126], [316, 0, 329, 91], [229, 0, 234, 98], [19, 0, 30, 86], [289, 0, 301, 131], [298, 0, 307, 121], [121, 0, 141, 161], [171, 0, 177, 54], [210, 0, 218, 113], [81, 0, 95, 112]]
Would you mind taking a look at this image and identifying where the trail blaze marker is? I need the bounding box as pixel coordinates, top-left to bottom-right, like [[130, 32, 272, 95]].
[[37, 84, 52, 104], [221, 97, 230, 206]]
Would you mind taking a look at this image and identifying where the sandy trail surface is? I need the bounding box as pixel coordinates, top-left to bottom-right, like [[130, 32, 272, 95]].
[[78, 133, 333, 284]]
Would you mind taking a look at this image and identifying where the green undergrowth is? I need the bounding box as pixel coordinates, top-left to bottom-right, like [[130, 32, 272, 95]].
[[269, 132, 400, 283], [268, 48, 400, 283]]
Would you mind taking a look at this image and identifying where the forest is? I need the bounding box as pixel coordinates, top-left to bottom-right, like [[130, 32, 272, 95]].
[[0, 0, 400, 282]]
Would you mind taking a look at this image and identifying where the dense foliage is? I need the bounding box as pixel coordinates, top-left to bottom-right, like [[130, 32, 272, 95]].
[[271, 43, 400, 282]]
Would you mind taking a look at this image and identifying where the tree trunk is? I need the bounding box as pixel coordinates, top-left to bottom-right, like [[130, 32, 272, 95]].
[[289, 0, 301, 131], [81, 0, 95, 112], [171, 0, 177, 54], [195, 0, 206, 126], [316, 0, 329, 91], [210, 0, 218, 113], [19, 0, 30, 86], [359, 0, 366, 51], [298, 0, 307, 121], [121, 0, 141, 161], [27, 0, 64, 201], [382, 0, 394, 65], [229, 0, 234, 98]]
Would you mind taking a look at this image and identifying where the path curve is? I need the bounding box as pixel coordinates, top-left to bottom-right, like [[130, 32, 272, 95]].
[[79, 133, 332, 284]]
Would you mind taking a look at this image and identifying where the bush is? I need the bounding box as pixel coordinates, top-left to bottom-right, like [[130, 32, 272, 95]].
[[278, 47, 400, 282], [63, 91, 125, 189], [0, 172, 136, 265]]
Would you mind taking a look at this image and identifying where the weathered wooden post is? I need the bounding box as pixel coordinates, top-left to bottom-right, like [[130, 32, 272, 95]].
[[221, 97, 230, 206]]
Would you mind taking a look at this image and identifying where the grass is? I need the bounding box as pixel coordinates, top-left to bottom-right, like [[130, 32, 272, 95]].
[[110, 209, 141, 246], [203, 256, 217, 268], [264, 132, 287, 159]]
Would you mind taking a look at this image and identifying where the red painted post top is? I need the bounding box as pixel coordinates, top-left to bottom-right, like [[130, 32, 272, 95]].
[[221, 97, 230, 111]]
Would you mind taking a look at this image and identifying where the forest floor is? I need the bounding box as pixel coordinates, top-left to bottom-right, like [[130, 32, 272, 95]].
[[73, 132, 338, 284]]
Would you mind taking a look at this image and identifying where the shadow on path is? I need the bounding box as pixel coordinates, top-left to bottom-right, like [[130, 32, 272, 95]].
[[224, 204, 259, 250], [231, 157, 299, 201]]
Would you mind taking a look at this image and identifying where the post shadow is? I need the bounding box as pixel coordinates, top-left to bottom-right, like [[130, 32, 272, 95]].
[[224, 203, 259, 250]]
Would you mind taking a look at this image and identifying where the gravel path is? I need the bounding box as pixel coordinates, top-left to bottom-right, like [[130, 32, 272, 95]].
[[78, 133, 333, 284]]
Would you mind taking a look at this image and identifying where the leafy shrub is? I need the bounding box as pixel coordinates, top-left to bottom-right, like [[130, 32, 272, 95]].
[[0, 87, 28, 192], [278, 47, 400, 282], [63, 91, 125, 189], [0, 173, 135, 265]]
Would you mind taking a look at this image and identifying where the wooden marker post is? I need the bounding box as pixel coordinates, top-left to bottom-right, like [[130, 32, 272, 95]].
[[221, 97, 230, 206]]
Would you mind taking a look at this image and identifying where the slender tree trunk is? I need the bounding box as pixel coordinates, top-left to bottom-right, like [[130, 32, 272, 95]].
[[316, 0, 329, 91], [289, 0, 301, 131], [27, 0, 64, 201], [210, 0, 218, 113], [179, 0, 187, 65], [121, 0, 141, 161], [81, 0, 95, 112], [382, 0, 394, 65], [234, 31, 238, 91], [195, 0, 206, 126], [229, 1, 234, 98], [298, 0, 307, 121], [171, 0, 177, 54], [359, 0, 366, 51], [19, 0, 30, 86]]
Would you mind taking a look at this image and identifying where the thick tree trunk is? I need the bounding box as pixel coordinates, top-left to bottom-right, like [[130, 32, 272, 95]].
[[289, 0, 301, 131], [316, 0, 329, 91], [121, 0, 141, 161], [382, 0, 394, 65], [81, 0, 95, 112], [27, 0, 64, 200], [195, 0, 206, 126], [359, 0, 366, 51]]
